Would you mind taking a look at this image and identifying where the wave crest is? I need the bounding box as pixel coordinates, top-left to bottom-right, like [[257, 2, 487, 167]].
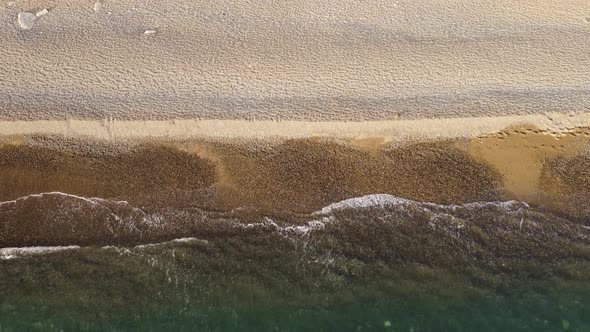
[[0, 191, 566, 249], [316, 193, 528, 214]]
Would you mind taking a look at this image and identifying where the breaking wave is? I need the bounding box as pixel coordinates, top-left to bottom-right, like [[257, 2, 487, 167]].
[[0, 245, 80, 260], [0, 192, 585, 252], [315, 193, 528, 214]]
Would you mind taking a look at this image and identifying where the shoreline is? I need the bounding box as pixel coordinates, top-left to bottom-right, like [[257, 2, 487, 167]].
[[1, 112, 590, 141]]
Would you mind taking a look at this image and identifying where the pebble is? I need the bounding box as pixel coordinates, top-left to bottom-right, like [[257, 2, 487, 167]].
[[93, 1, 102, 12], [36, 9, 48, 17]]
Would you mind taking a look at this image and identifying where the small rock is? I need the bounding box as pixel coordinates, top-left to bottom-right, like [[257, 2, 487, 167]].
[[384, 320, 392, 327], [93, 1, 102, 12], [144, 29, 157, 35], [36, 9, 48, 17], [17, 12, 37, 30]]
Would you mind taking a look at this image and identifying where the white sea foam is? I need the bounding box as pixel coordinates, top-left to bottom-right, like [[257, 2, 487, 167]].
[[447, 200, 529, 211], [134, 237, 207, 249], [0, 246, 80, 260], [316, 194, 413, 214], [0, 192, 529, 216], [274, 219, 328, 236], [0, 192, 533, 246], [0, 191, 142, 209], [0, 192, 150, 229], [0, 191, 100, 207], [315, 194, 528, 215], [242, 217, 330, 237]]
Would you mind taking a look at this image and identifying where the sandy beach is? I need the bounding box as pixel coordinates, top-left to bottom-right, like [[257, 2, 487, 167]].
[[1, 115, 589, 221], [2, 0, 590, 330], [1, 0, 589, 217]]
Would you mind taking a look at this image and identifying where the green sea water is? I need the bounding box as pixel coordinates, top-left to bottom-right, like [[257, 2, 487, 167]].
[[1, 195, 589, 331]]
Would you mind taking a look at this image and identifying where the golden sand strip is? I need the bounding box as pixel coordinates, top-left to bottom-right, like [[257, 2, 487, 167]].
[[1, 112, 589, 141], [1, 112, 590, 219]]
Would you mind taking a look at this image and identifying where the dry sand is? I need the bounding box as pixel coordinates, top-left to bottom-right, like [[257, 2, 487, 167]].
[[0, 0, 589, 120]]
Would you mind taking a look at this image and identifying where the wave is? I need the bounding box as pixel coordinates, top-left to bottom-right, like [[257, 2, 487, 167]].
[[0, 191, 580, 249], [240, 217, 329, 237], [134, 237, 208, 249], [0, 245, 80, 260], [315, 194, 528, 215]]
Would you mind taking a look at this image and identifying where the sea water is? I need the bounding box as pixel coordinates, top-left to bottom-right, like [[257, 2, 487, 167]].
[[0, 194, 588, 331]]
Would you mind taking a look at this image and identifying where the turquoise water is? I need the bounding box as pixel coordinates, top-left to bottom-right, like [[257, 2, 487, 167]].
[[1, 194, 589, 331]]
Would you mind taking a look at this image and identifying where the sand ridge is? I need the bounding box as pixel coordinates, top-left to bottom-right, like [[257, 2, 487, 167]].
[[2, 112, 590, 142]]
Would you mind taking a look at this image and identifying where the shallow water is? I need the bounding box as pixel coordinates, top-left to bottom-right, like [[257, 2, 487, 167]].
[[1, 193, 589, 331]]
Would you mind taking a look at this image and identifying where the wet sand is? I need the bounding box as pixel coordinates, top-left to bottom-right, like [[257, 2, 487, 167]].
[[1, 116, 589, 222]]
